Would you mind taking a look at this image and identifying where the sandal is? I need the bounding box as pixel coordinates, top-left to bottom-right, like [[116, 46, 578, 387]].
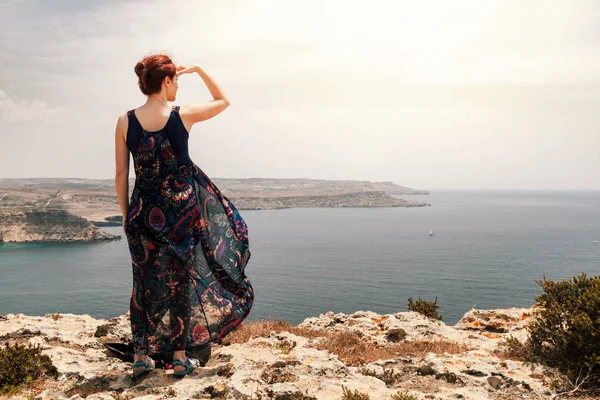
[[132, 356, 155, 378], [172, 357, 200, 378]]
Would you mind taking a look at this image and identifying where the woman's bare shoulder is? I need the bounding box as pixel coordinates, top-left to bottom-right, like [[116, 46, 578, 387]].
[[115, 112, 130, 141]]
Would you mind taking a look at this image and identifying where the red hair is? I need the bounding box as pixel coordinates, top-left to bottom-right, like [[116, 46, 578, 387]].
[[134, 53, 176, 95]]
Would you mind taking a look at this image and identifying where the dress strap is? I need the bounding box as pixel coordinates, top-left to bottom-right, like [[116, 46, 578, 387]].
[[170, 105, 188, 139], [126, 109, 138, 130], [125, 110, 141, 156]]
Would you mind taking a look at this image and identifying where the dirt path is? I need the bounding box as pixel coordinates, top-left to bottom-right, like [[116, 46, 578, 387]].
[[43, 189, 64, 210]]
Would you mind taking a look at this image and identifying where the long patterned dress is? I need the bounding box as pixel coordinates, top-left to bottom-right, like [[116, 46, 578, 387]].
[[124, 105, 254, 356]]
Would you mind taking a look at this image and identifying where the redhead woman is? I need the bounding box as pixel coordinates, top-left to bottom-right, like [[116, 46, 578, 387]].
[[114, 53, 254, 378]]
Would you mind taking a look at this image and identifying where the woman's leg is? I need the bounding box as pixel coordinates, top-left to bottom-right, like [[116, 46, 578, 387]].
[[130, 273, 151, 372], [170, 269, 193, 372]]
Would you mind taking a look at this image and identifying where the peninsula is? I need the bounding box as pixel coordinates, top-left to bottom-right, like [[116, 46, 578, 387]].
[[0, 177, 429, 244]]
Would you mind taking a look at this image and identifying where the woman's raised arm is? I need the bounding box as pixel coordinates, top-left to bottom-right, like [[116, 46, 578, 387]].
[[176, 64, 230, 132]]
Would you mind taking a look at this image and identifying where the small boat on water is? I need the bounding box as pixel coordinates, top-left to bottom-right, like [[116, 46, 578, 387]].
[[429, 228, 435, 237], [592, 240, 599, 244]]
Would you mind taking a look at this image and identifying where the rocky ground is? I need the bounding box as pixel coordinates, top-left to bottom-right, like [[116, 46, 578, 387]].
[[0, 307, 579, 400]]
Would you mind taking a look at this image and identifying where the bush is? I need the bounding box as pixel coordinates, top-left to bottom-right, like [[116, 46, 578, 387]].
[[340, 385, 370, 400], [0, 342, 58, 396], [494, 335, 534, 362], [390, 391, 419, 400], [408, 296, 443, 321], [524, 273, 600, 388]]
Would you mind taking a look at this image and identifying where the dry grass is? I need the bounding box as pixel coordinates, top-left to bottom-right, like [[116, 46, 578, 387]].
[[223, 319, 470, 367], [491, 335, 533, 362], [358, 366, 402, 386], [220, 319, 326, 345], [313, 329, 470, 366]]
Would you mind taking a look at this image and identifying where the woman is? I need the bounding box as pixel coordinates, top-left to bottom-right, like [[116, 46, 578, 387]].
[[114, 53, 254, 378]]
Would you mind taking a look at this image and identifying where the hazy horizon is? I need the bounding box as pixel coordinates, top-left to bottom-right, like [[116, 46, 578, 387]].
[[3, 176, 600, 193], [1, 0, 599, 191]]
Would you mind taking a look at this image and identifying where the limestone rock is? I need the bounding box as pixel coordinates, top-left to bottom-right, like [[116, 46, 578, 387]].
[[0, 307, 576, 400]]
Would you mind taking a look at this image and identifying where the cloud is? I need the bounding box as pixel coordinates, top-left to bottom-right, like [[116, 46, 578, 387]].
[[0, 0, 599, 189], [0, 89, 66, 124]]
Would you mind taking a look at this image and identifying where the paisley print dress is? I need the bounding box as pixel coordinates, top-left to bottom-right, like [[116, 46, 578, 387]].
[[124, 106, 254, 356]]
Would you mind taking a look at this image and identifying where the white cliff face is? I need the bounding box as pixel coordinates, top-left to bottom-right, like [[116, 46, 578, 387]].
[[0, 307, 575, 400]]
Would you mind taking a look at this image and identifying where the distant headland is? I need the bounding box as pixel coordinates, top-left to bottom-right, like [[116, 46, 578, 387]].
[[0, 177, 430, 244]]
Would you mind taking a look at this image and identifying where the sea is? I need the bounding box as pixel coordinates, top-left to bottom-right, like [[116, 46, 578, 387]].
[[1, 190, 600, 326]]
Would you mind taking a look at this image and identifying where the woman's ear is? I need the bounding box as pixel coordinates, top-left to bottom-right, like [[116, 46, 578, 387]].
[[162, 77, 172, 91]]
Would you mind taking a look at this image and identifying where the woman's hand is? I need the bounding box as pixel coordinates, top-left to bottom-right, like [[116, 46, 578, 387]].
[[176, 64, 200, 76], [122, 216, 126, 233]]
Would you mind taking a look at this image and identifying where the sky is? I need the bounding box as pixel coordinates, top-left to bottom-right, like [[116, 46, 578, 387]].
[[0, 0, 599, 190]]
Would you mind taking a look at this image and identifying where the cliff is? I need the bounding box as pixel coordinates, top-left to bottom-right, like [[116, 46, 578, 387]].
[[0, 306, 579, 400], [230, 191, 430, 210], [0, 209, 120, 244]]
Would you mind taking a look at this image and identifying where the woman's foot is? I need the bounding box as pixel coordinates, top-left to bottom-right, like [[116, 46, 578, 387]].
[[171, 350, 200, 377], [172, 350, 187, 374], [132, 354, 155, 376]]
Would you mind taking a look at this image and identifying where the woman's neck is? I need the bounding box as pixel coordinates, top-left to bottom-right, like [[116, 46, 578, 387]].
[[145, 93, 169, 108]]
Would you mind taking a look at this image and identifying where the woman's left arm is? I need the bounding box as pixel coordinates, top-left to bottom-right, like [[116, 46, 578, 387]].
[[114, 114, 130, 226]]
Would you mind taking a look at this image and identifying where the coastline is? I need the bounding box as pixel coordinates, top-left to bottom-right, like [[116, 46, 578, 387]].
[[0, 178, 430, 244]]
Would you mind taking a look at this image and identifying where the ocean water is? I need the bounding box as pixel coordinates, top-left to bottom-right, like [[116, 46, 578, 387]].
[[1, 190, 600, 326]]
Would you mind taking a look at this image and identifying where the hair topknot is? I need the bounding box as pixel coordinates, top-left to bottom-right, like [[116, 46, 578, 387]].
[[134, 53, 176, 95]]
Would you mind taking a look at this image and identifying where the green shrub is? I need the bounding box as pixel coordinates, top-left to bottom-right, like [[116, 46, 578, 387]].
[[524, 273, 600, 388], [407, 296, 442, 321], [340, 385, 370, 400], [0, 342, 58, 396], [495, 335, 534, 363], [390, 391, 419, 400]]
